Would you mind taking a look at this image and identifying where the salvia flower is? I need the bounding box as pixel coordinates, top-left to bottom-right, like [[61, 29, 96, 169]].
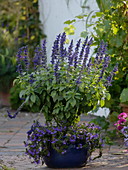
[[40, 39, 47, 68], [78, 36, 88, 65], [82, 37, 93, 69], [74, 39, 81, 68], [50, 34, 61, 64], [33, 47, 41, 70]]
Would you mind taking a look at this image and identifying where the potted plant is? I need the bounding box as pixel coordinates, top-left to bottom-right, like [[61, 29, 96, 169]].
[[8, 32, 117, 168]]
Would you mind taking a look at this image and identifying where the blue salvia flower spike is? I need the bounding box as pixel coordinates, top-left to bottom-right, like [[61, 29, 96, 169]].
[[68, 52, 76, 67], [33, 47, 41, 70], [82, 37, 92, 69], [59, 32, 66, 61], [87, 58, 92, 71], [50, 34, 61, 65], [78, 36, 88, 65], [98, 55, 111, 80], [106, 63, 118, 86], [54, 60, 59, 81], [16, 47, 24, 74], [74, 39, 81, 68], [95, 41, 107, 64], [67, 40, 73, 68], [23, 46, 29, 72], [41, 39, 47, 68], [67, 39, 73, 58]]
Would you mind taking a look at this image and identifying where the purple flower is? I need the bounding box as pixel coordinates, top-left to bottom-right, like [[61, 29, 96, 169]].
[[33, 47, 41, 69], [77, 143, 83, 149], [67, 40, 73, 60], [74, 39, 81, 68], [121, 126, 128, 137], [7, 110, 19, 119], [98, 55, 111, 80], [59, 32, 66, 60], [29, 73, 35, 84], [70, 135, 76, 143], [78, 36, 88, 65], [82, 37, 93, 69], [106, 63, 118, 86], [50, 34, 61, 64], [61, 150, 67, 154], [95, 41, 107, 64], [41, 39, 47, 68]]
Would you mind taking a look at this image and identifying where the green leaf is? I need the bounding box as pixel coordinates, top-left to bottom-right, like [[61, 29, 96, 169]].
[[59, 86, 65, 91], [70, 98, 76, 107], [51, 91, 57, 98], [106, 93, 111, 100], [64, 19, 76, 24], [100, 99, 105, 107], [80, 31, 88, 38], [95, 12, 103, 17], [66, 112, 70, 118], [120, 88, 128, 103], [30, 94, 36, 103], [52, 108, 59, 115], [19, 90, 27, 98], [75, 15, 87, 19], [58, 112, 64, 119]]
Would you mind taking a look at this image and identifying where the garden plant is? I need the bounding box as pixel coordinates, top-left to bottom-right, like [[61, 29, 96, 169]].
[[7, 32, 118, 168]]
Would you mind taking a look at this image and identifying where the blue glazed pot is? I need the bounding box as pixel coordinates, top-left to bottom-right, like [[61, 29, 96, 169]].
[[43, 146, 89, 168]]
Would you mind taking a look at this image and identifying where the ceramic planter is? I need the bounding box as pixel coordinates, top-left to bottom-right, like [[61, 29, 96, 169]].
[[43, 146, 89, 168]]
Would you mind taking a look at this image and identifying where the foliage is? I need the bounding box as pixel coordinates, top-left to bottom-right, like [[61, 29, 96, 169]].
[[0, 0, 44, 91], [114, 112, 128, 147], [64, 0, 128, 115], [8, 32, 117, 125], [0, 0, 44, 55], [96, 0, 111, 12], [10, 83, 40, 112], [0, 56, 17, 92], [25, 121, 103, 164], [120, 82, 128, 105], [90, 116, 110, 131], [90, 115, 119, 145]]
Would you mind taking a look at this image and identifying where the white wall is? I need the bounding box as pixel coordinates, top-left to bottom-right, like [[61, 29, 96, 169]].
[[39, 0, 99, 59]]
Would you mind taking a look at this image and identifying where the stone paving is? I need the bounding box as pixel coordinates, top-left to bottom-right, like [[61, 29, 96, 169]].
[[0, 107, 128, 170]]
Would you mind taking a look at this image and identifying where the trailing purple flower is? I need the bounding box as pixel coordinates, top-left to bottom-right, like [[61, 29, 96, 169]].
[[24, 121, 103, 164]]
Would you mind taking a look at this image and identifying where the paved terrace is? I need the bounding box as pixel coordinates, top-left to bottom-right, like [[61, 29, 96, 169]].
[[0, 107, 128, 170]]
